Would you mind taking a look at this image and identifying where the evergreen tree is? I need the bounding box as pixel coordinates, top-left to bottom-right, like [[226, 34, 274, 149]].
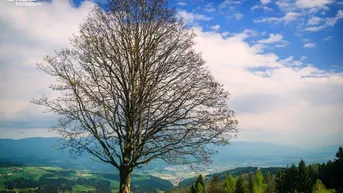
[[252, 169, 267, 193], [312, 179, 327, 193], [207, 175, 222, 193], [248, 173, 254, 193], [191, 174, 206, 193], [190, 184, 197, 193], [297, 159, 311, 193], [287, 164, 299, 193], [308, 163, 320, 185], [335, 147, 343, 161], [334, 146, 343, 193], [236, 174, 249, 193], [224, 174, 236, 193], [264, 172, 277, 193], [276, 165, 299, 193], [276, 170, 286, 193]]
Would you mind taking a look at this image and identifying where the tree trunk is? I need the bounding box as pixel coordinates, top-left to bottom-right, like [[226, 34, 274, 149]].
[[119, 166, 132, 193]]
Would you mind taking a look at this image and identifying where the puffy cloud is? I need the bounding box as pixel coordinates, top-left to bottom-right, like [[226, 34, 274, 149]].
[[276, 0, 333, 11], [295, 0, 333, 9], [303, 10, 343, 31], [178, 10, 213, 24], [257, 33, 288, 47], [307, 16, 322, 25], [234, 13, 244, 20], [211, 24, 221, 30], [192, 28, 343, 146], [304, 43, 316, 48], [254, 12, 301, 24], [300, 56, 307, 61], [323, 36, 333, 41], [283, 12, 302, 24], [279, 56, 303, 66], [204, 3, 216, 12], [219, 0, 241, 10], [251, 5, 273, 11], [177, 2, 187, 6], [0, 0, 94, 131], [261, 0, 272, 4], [254, 17, 283, 24], [0, 0, 342, 147]]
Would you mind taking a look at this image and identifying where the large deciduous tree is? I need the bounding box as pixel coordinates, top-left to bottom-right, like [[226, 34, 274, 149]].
[[32, 0, 238, 192]]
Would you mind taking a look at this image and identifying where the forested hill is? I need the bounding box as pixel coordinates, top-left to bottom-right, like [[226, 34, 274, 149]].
[[170, 146, 343, 193], [178, 167, 283, 187]]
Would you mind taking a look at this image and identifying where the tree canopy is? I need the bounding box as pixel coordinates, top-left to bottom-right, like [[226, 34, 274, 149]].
[[32, 0, 238, 192]]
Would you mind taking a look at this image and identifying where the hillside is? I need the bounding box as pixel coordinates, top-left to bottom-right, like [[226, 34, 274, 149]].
[[178, 166, 283, 187], [0, 137, 341, 186], [0, 165, 173, 193]]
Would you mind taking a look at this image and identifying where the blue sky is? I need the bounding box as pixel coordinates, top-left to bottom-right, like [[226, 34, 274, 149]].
[[172, 0, 343, 71], [0, 0, 342, 147]]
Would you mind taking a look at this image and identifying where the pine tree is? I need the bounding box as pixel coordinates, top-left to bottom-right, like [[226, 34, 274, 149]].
[[334, 147, 343, 193], [264, 172, 277, 193], [208, 175, 222, 193], [312, 179, 327, 193], [335, 147, 343, 161], [224, 174, 236, 193], [191, 174, 206, 193], [287, 164, 299, 193], [298, 159, 311, 193], [252, 169, 267, 193], [236, 174, 249, 193], [276, 170, 286, 193]]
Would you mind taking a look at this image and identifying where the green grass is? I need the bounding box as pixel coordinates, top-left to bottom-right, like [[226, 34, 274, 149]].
[[72, 184, 95, 191], [109, 180, 120, 189], [0, 177, 6, 189]]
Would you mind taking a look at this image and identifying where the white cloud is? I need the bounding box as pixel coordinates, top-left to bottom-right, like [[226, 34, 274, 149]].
[[177, 10, 213, 24], [284, 12, 302, 24], [279, 56, 303, 66], [1, 0, 342, 147], [276, 0, 333, 12], [192, 28, 343, 146], [323, 36, 333, 41], [300, 56, 307, 61], [304, 43, 316, 48], [204, 3, 216, 12], [254, 17, 283, 23], [177, 2, 187, 6], [0, 0, 94, 130], [219, 0, 241, 10], [251, 5, 273, 11], [234, 13, 244, 20], [227, 13, 244, 21], [257, 33, 288, 47], [296, 0, 333, 9], [261, 0, 272, 4], [254, 12, 301, 24], [307, 16, 322, 25], [303, 10, 343, 31], [211, 24, 221, 30]]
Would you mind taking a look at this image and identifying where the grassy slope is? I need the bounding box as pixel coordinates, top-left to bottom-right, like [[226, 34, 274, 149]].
[[0, 166, 172, 193]]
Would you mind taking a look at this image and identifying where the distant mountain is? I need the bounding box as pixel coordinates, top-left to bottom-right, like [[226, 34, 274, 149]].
[[210, 141, 341, 167], [0, 137, 340, 172], [0, 137, 168, 172], [0, 137, 121, 172]]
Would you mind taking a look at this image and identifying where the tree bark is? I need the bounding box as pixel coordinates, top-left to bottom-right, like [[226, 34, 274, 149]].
[[119, 166, 132, 193]]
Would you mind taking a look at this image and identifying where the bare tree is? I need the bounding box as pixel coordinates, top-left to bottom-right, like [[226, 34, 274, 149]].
[[32, 0, 238, 192]]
